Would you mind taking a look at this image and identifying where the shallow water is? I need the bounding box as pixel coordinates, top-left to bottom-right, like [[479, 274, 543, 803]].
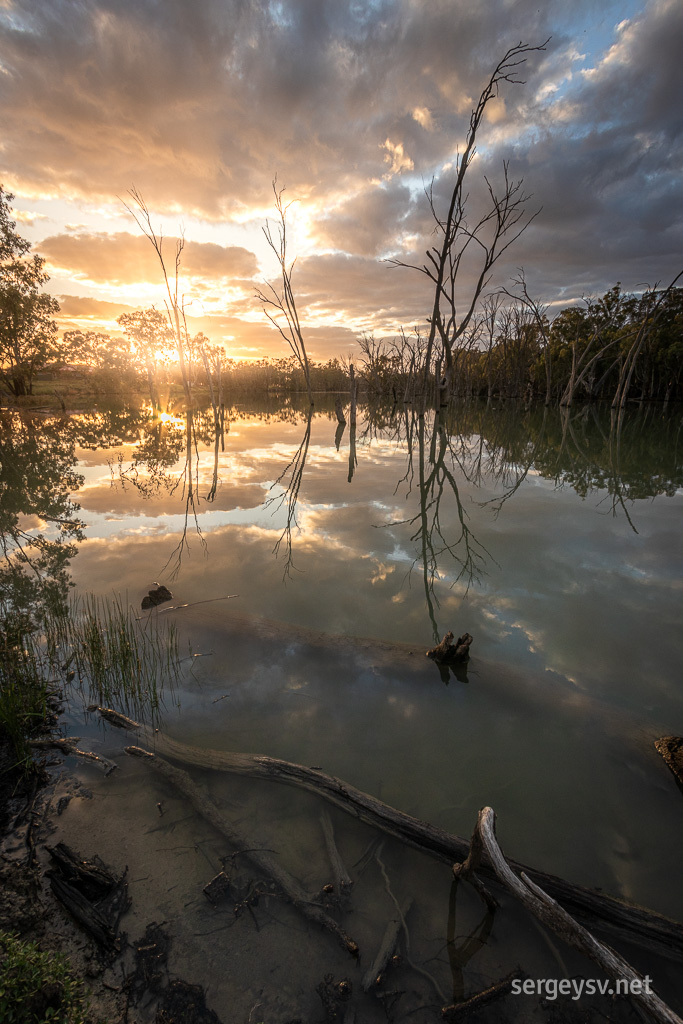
[[4, 395, 683, 1019]]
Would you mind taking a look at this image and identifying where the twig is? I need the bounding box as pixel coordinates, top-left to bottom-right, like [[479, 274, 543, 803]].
[[441, 969, 523, 1020]]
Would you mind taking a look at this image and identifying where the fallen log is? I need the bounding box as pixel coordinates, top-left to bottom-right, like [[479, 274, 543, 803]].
[[47, 842, 129, 950], [49, 873, 119, 949], [125, 745, 358, 958], [137, 729, 683, 962], [456, 808, 682, 1024]]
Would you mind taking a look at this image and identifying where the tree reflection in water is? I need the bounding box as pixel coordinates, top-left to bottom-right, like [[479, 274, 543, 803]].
[[264, 406, 312, 580], [0, 410, 85, 625], [18, 396, 680, 643]]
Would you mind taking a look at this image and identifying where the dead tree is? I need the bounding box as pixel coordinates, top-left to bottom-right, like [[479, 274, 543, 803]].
[[388, 42, 547, 405], [123, 189, 195, 404], [256, 180, 313, 405], [504, 271, 553, 404], [612, 272, 683, 411]]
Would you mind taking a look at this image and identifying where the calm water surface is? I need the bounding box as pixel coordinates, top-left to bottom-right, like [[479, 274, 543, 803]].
[[5, 396, 683, 1017]]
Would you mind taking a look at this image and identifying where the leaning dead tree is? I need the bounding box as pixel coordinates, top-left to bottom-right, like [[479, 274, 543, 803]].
[[257, 180, 314, 405], [389, 41, 546, 406]]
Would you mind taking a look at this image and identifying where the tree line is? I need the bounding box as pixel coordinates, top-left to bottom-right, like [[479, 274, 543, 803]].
[[2, 180, 682, 409], [355, 282, 683, 406]]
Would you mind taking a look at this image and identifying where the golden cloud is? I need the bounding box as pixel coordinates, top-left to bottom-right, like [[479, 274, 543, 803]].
[[40, 231, 258, 286]]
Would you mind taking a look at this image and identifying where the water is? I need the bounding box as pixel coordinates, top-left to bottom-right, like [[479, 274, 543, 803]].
[[3, 395, 683, 1019]]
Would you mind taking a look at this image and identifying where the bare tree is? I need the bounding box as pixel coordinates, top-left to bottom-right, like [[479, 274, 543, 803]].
[[389, 42, 547, 405], [123, 188, 194, 404], [504, 271, 553, 404], [257, 181, 313, 405]]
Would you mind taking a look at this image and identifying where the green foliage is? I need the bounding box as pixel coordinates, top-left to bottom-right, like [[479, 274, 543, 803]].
[[0, 187, 60, 397], [0, 623, 52, 769], [0, 931, 89, 1024]]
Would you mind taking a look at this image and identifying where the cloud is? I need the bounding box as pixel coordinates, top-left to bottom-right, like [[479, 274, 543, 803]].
[[1, 0, 680, 317], [53, 291, 356, 360], [0, 0, 554, 216], [40, 231, 258, 286], [312, 181, 415, 257], [13, 209, 48, 225]]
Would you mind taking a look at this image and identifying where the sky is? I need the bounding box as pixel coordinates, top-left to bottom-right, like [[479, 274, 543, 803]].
[[1, 0, 681, 361]]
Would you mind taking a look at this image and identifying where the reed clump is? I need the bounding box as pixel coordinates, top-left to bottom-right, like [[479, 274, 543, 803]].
[[0, 595, 181, 769], [59, 594, 180, 720]]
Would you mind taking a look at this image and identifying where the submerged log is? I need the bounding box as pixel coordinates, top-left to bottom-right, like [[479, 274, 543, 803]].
[[441, 970, 523, 1021], [320, 810, 352, 899], [138, 729, 683, 962], [457, 808, 682, 1024], [86, 705, 141, 730], [125, 745, 359, 958], [362, 897, 413, 992], [655, 736, 683, 790], [29, 737, 118, 776]]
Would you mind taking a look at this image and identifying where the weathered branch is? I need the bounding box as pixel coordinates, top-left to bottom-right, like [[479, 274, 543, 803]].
[[456, 808, 683, 1024], [125, 745, 358, 957], [362, 897, 413, 992], [29, 737, 118, 776], [320, 809, 352, 898], [441, 969, 523, 1021]]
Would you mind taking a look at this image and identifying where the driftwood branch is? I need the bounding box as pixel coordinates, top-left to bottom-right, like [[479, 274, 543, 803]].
[[456, 807, 683, 1024], [452, 817, 498, 911], [29, 737, 118, 776], [86, 706, 141, 730], [125, 745, 358, 957], [138, 729, 683, 962], [441, 969, 523, 1020], [362, 897, 413, 992], [320, 809, 352, 899]]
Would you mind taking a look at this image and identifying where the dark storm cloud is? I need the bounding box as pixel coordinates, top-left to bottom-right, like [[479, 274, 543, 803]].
[[312, 181, 416, 256], [475, 0, 683, 298], [0, 0, 554, 212]]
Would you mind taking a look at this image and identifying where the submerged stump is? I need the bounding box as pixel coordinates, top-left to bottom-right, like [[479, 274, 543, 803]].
[[655, 736, 683, 790], [426, 631, 473, 663]]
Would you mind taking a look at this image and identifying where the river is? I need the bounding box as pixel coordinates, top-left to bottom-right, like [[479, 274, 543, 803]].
[[3, 394, 682, 1021]]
